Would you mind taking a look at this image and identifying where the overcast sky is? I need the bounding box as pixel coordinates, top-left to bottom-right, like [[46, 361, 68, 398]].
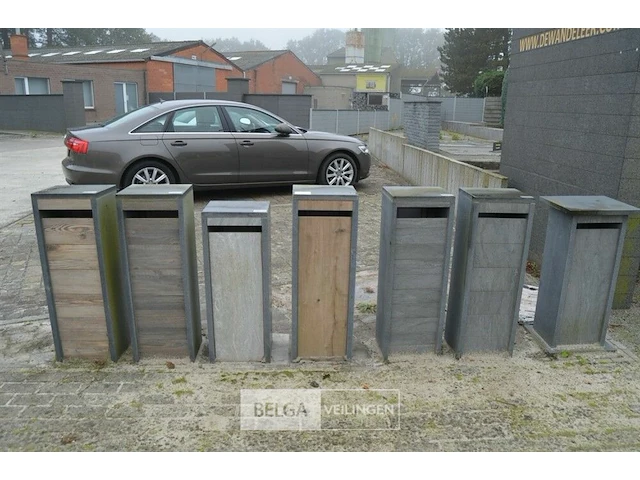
[[146, 28, 339, 50]]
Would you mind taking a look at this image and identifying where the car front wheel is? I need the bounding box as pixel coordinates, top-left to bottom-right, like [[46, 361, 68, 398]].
[[319, 154, 357, 186], [123, 160, 176, 187]]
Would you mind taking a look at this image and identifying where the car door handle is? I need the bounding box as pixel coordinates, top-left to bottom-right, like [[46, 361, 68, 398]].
[[170, 140, 187, 147], [240, 140, 254, 147]]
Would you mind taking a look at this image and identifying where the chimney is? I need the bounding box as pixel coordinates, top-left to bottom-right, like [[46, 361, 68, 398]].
[[10, 34, 29, 59], [345, 29, 364, 64]]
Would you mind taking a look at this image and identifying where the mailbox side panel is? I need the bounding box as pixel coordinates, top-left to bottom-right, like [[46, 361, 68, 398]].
[[445, 191, 473, 353], [533, 209, 573, 347], [180, 191, 202, 361], [94, 192, 129, 360], [376, 192, 395, 358]]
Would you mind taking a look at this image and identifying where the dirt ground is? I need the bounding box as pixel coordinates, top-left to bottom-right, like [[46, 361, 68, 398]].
[[1, 158, 640, 453]]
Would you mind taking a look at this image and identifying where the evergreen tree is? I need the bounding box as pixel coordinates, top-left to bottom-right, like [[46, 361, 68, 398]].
[[438, 28, 511, 95]]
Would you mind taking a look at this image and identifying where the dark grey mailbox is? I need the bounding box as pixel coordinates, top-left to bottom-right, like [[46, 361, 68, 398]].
[[445, 188, 535, 356], [31, 185, 127, 361], [376, 186, 455, 359], [117, 185, 201, 361], [527, 196, 640, 353], [291, 185, 358, 361], [202, 201, 271, 362]]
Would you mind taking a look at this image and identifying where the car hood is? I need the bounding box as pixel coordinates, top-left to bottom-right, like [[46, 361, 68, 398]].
[[300, 130, 363, 144]]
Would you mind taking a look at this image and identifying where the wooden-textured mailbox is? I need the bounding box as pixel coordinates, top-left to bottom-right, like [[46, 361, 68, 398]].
[[527, 196, 640, 353], [376, 186, 455, 358], [117, 185, 201, 361], [291, 185, 358, 361], [445, 188, 535, 356], [202, 201, 271, 362], [31, 185, 127, 361]]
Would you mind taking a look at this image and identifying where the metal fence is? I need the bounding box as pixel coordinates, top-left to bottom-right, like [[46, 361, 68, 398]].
[[310, 98, 403, 135], [309, 96, 486, 136]]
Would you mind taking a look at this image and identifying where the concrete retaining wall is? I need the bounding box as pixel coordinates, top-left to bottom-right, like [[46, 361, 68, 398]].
[[442, 121, 504, 142], [368, 128, 508, 192]]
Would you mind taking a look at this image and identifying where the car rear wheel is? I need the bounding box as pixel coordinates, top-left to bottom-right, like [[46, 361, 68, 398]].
[[319, 153, 357, 186], [123, 160, 176, 187]]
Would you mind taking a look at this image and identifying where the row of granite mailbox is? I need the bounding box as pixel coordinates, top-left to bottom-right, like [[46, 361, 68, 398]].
[[31, 183, 639, 363]]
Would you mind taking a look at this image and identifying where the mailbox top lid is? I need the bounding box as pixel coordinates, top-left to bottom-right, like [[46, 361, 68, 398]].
[[202, 200, 269, 215], [31, 184, 115, 197], [383, 186, 452, 198], [543, 196, 640, 215], [293, 184, 357, 198], [461, 187, 533, 201], [116, 184, 192, 197]]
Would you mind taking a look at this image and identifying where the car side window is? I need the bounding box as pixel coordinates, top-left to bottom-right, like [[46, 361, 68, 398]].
[[224, 106, 283, 134], [167, 106, 223, 133], [133, 113, 171, 133]]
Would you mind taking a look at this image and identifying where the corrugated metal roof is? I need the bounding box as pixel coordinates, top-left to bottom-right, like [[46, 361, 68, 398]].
[[221, 50, 289, 70], [1, 41, 208, 63]]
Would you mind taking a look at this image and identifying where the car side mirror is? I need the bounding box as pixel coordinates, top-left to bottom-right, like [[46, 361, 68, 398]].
[[275, 123, 294, 136]]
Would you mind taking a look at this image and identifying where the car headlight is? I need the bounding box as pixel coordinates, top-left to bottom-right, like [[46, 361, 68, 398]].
[[358, 145, 369, 154]]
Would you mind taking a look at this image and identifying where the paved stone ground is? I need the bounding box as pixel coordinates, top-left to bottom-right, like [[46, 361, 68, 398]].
[[2, 155, 640, 453]]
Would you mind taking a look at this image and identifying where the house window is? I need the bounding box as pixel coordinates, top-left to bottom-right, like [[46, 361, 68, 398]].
[[14, 77, 50, 95], [81, 80, 95, 109], [114, 82, 138, 115], [368, 94, 383, 106]]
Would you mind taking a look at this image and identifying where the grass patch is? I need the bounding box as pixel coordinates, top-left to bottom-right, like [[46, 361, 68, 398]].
[[173, 389, 194, 397], [356, 301, 377, 314], [172, 376, 187, 384]]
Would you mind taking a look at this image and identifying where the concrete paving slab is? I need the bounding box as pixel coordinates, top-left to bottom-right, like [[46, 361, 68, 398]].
[[0, 132, 67, 228]]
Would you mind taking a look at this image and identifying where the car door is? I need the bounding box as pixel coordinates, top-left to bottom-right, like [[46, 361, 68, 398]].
[[222, 105, 310, 184], [161, 105, 239, 185]]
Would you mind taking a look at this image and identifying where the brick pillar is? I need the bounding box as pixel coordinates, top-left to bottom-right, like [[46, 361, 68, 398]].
[[403, 100, 441, 151], [61, 80, 86, 130]]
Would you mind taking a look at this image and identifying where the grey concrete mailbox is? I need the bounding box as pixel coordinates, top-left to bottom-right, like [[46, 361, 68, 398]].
[[376, 186, 455, 359], [445, 188, 535, 356], [117, 185, 201, 361], [201, 201, 271, 362], [527, 196, 640, 353], [291, 185, 358, 361], [31, 185, 127, 361]]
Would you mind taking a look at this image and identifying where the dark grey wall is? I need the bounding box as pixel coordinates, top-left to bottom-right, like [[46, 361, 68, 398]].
[[501, 28, 640, 264], [244, 94, 312, 129], [146, 93, 312, 129], [0, 82, 85, 133]]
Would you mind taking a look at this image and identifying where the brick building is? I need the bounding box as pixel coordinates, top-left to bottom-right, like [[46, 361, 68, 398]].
[[222, 50, 321, 94], [1, 34, 242, 121]]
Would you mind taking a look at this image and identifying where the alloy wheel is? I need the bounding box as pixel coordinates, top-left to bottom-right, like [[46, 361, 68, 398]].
[[325, 157, 355, 186]]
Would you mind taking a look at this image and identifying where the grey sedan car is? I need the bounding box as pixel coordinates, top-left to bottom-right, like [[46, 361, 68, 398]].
[[62, 99, 371, 189]]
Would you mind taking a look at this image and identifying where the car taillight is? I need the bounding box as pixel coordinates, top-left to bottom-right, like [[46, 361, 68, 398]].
[[64, 135, 89, 154]]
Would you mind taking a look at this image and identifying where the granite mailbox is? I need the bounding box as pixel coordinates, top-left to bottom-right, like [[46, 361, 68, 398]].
[[31, 185, 127, 361], [117, 185, 201, 361], [376, 186, 455, 358], [527, 196, 640, 353], [291, 185, 358, 361], [445, 188, 535, 356], [201, 201, 272, 362]]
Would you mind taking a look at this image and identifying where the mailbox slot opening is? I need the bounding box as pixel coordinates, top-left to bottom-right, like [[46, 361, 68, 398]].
[[576, 223, 620, 230], [208, 225, 262, 233], [478, 213, 528, 219], [397, 207, 448, 218], [298, 210, 352, 217], [40, 210, 92, 218], [124, 210, 179, 218]]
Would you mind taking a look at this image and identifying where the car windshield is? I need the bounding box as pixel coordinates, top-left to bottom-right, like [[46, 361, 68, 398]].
[[102, 104, 164, 128]]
